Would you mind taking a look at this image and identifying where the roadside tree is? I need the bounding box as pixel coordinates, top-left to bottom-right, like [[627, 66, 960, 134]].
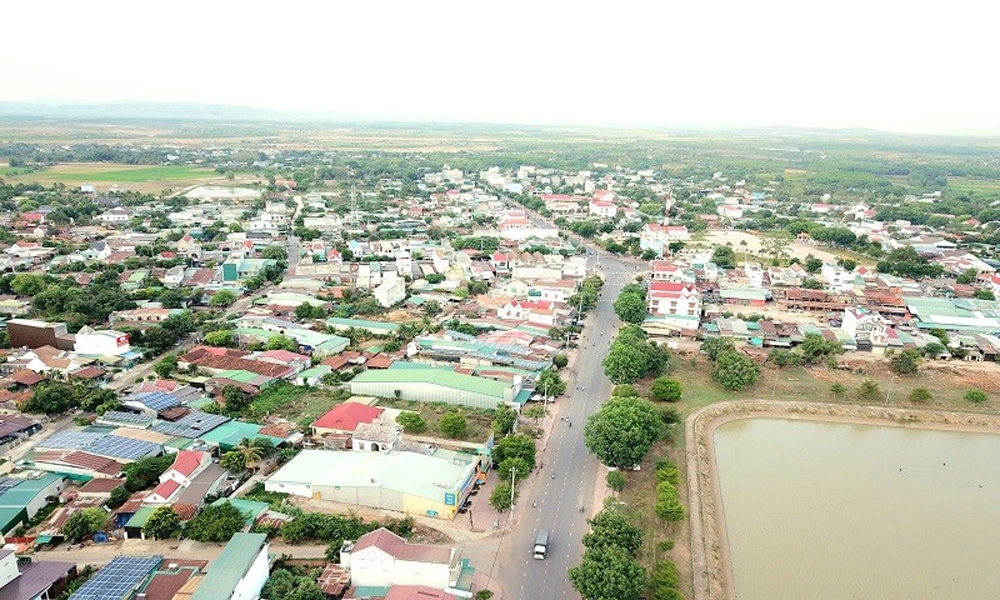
[[584, 396, 664, 469], [569, 546, 646, 600]]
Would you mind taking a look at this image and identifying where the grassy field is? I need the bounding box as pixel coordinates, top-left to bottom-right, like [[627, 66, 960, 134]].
[[375, 398, 495, 441], [946, 176, 1000, 195], [246, 383, 351, 427], [4, 162, 219, 192]]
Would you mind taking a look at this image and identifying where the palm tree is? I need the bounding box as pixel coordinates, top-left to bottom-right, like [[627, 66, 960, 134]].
[[234, 438, 265, 470]]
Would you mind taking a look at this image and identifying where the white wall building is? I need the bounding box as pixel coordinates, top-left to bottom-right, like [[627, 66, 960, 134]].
[[341, 528, 462, 592], [374, 273, 406, 308], [74, 326, 131, 356]]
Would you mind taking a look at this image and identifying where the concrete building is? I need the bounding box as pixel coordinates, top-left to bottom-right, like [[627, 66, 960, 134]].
[[73, 326, 131, 356], [0, 548, 76, 600], [6, 319, 74, 351], [265, 449, 481, 519], [191, 533, 269, 600], [341, 528, 467, 593], [374, 273, 406, 308], [221, 258, 277, 282]]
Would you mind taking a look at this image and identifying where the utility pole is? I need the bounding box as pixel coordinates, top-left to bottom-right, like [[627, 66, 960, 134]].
[[509, 465, 516, 509]]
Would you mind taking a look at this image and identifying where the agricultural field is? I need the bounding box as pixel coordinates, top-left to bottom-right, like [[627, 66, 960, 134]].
[[2, 162, 221, 192]]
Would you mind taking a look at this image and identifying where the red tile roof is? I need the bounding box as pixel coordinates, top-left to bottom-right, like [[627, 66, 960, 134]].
[[10, 370, 43, 386], [140, 567, 200, 600], [353, 528, 452, 564], [256, 349, 308, 363], [384, 586, 461, 600], [182, 346, 293, 378], [169, 451, 206, 478], [151, 478, 181, 500], [313, 402, 383, 432], [77, 478, 125, 495], [365, 354, 394, 369]]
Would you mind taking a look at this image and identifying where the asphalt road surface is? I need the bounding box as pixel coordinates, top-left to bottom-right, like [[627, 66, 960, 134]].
[[497, 252, 636, 600]]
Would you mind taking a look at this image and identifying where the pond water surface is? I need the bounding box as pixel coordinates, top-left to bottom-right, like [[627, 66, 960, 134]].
[[714, 418, 1000, 599]]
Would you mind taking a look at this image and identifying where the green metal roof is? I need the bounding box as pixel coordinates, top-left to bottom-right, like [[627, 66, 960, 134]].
[[325, 317, 400, 332], [0, 474, 62, 508], [214, 369, 265, 384], [298, 365, 332, 379], [199, 421, 283, 450], [0, 507, 26, 534], [191, 533, 268, 600], [352, 367, 508, 399], [124, 506, 157, 529]]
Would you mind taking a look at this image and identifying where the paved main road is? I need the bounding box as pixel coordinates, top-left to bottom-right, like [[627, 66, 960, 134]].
[[496, 252, 637, 600]]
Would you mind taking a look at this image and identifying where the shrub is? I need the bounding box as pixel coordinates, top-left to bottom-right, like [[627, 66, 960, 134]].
[[607, 470, 626, 493], [965, 389, 988, 404], [856, 379, 883, 402], [908, 388, 932, 403], [654, 481, 684, 522], [649, 378, 682, 402]]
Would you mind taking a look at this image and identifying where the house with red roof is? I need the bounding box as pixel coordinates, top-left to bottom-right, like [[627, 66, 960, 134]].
[[648, 281, 701, 320], [312, 402, 384, 437], [146, 450, 211, 504], [341, 528, 462, 591], [496, 299, 557, 326], [589, 198, 617, 218]]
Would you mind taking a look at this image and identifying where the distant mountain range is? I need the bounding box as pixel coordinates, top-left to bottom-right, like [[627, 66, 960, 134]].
[[0, 101, 288, 121]]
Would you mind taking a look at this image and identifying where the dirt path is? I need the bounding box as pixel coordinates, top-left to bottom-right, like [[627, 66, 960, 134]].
[[37, 538, 328, 569], [687, 400, 1000, 600]]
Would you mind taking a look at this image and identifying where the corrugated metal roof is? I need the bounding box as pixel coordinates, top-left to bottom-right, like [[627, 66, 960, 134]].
[[190, 533, 267, 600]]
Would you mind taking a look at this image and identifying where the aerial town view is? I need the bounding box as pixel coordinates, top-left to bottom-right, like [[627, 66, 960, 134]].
[[0, 3, 998, 600]]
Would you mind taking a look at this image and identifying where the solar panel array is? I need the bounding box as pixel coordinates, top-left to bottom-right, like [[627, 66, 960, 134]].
[[0, 477, 20, 495], [69, 554, 163, 600], [100, 410, 155, 427], [38, 430, 105, 451], [84, 435, 161, 461], [130, 391, 181, 412], [152, 410, 230, 439]]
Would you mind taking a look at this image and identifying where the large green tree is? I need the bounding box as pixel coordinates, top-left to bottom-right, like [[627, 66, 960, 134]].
[[536, 369, 566, 397], [493, 434, 536, 470], [185, 501, 246, 542], [569, 546, 647, 600], [438, 411, 468, 439], [584, 396, 664, 469], [63, 507, 108, 543], [491, 405, 518, 436], [613, 290, 646, 324], [143, 506, 181, 540], [582, 509, 644, 556], [712, 351, 760, 391]]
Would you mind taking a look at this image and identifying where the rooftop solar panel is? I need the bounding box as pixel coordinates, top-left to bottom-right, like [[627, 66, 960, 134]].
[[69, 554, 163, 600], [130, 391, 181, 412], [151, 410, 229, 439], [0, 478, 20, 495], [37, 430, 105, 451], [99, 411, 155, 426], [83, 435, 161, 461]]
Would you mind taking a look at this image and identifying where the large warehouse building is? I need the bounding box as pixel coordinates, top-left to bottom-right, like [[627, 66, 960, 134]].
[[264, 449, 482, 519], [348, 367, 519, 410]]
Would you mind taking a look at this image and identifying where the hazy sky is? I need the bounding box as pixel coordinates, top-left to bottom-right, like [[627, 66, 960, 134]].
[[3, 0, 998, 133]]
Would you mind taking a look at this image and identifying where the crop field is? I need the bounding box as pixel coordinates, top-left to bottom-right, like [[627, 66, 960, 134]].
[[4, 162, 220, 192]]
